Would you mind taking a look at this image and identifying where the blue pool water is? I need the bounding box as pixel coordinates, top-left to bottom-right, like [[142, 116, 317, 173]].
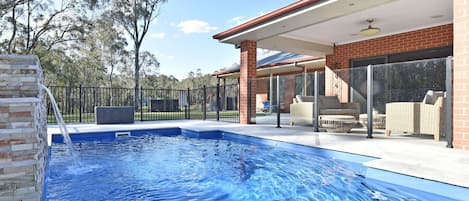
[[45, 129, 459, 201]]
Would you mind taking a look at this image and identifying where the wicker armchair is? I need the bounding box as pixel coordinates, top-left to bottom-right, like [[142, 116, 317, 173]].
[[385, 95, 445, 141]]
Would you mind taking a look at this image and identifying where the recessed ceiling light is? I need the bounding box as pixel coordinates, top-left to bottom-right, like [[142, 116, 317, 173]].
[[431, 15, 444, 19]]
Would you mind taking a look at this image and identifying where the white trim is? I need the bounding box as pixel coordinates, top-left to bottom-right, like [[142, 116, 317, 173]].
[[280, 34, 334, 46], [336, 21, 453, 45], [220, 0, 339, 43]]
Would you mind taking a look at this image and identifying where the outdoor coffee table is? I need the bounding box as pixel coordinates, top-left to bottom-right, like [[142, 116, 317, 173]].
[[359, 113, 386, 129], [320, 115, 357, 133]]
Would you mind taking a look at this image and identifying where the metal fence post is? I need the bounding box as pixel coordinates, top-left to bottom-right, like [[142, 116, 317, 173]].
[[187, 88, 191, 120], [140, 87, 143, 121], [237, 78, 240, 123], [216, 79, 220, 121], [248, 80, 252, 124], [277, 75, 281, 128], [269, 73, 273, 114], [79, 85, 82, 123], [313, 72, 319, 132], [203, 85, 207, 120], [446, 56, 453, 148], [223, 78, 227, 110], [367, 64, 373, 138]]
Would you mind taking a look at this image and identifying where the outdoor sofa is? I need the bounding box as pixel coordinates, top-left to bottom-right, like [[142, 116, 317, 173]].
[[385, 90, 445, 141], [290, 95, 360, 126]]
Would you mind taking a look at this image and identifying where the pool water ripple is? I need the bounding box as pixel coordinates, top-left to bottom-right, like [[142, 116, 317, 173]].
[[45, 134, 454, 201]]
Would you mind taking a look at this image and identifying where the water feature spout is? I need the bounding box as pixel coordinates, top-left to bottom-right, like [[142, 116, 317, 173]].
[[41, 85, 80, 165]]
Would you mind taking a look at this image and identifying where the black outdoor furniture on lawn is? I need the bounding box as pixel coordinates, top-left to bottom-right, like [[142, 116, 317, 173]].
[[149, 99, 179, 112], [95, 106, 134, 124]]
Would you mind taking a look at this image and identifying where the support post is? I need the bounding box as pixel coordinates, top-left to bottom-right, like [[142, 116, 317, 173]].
[[187, 88, 191, 120], [140, 87, 143, 121], [239, 40, 257, 124], [366, 65, 373, 138], [304, 67, 307, 96], [276, 75, 281, 128], [313, 72, 319, 132], [203, 85, 207, 120], [216, 79, 220, 121], [269, 73, 273, 114], [248, 80, 252, 124], [223, 78, 227, 110], [79, 84, 82, 123], [446, 56, 453, 148]]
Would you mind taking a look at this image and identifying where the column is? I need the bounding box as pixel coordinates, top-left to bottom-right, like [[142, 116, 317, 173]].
[[453, 0, 469, 150], [239, 40, 257, 124]]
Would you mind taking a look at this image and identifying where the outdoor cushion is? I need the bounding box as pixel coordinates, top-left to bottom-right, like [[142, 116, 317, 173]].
[[422, 90, 445, 105], [319, 96, 341, 109], [296, 95, 314, 102]]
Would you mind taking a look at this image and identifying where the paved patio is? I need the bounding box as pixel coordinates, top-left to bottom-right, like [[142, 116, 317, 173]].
[[48, 120, 469, 191]]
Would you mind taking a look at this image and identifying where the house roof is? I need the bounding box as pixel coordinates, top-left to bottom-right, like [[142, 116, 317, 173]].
[[213, 52, 322, 76], [212, 0, 320, 40], [212, 0, 452, 57]]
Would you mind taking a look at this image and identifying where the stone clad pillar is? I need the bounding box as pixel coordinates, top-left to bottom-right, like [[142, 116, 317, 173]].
[[0, 56, 47, 200], [239, 40, 257, 124], [453, 0, 469, 150]]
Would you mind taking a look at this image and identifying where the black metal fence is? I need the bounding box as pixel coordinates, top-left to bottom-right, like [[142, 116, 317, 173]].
[[46, 83, 239, 124]]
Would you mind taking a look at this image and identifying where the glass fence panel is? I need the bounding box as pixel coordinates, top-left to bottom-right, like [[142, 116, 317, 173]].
[[204, 85, 219, 121], [251, 77, 274, 125], [318, 68, 364, 133], [372, 57, 447, 140], [218, 81, 240, 123]]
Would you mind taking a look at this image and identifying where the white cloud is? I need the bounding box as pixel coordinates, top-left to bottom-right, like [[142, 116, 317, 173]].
[[149, 32, 166, 39], [228, 11, 266, 25], [229, 16, 246, 25], [177, 20, 217, 34]]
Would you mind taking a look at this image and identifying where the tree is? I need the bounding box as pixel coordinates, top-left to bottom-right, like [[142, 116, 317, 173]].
[[93, 17, 129, 88], [0, 0, 91, 54], [110, 0, 167, 109]]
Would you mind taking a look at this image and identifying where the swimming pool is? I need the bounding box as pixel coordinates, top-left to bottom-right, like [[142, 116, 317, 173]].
[[45, 128, 464, 200]]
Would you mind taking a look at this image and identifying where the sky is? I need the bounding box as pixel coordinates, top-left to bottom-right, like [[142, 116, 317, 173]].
[[140, 0, 297, 80]]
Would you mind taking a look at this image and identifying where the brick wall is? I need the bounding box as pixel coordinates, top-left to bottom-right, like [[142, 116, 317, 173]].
[[239, 40, 257, 124], [326, 24, 453, 69], [0, 56, 47, 200], [256, 79, 268, 94], [325, 24, 453, 102], [453, 1, 469, 150]]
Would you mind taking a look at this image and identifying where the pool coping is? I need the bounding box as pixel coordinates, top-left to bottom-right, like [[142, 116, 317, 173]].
[[48, 122, 469, 200]]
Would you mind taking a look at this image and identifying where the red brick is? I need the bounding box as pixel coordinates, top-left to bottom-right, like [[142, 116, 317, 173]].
[[239, 40, 257, 124], [453, 0, 469, 150]]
